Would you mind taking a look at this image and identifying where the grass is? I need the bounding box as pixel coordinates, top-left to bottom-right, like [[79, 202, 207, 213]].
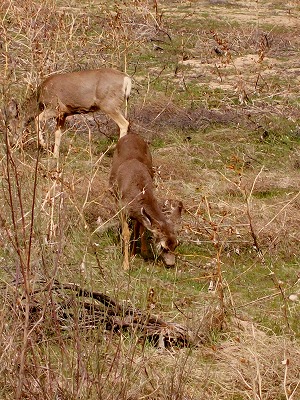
[[1, 0, 300, 399]]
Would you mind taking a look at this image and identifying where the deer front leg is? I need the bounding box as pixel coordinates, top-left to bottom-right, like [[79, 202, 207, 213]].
[[131, 220, 140, 256], [53, 114, 66, 158], [53, 128, 62, 158], [122, 218, 131, 271], [35, 115, 46, 150], [140, 225, 147, 258]]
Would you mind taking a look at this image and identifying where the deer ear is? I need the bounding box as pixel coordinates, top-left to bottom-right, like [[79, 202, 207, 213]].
[[141, 207, 152, 228], [162, 200, 183, 223], [170, 200, 183, 221]]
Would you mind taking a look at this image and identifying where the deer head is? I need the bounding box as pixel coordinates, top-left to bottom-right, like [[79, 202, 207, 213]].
[[140, 206, 181, 266]]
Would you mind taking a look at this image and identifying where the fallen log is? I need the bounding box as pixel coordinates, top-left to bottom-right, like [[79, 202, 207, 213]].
[[18, 280, 197, 348]]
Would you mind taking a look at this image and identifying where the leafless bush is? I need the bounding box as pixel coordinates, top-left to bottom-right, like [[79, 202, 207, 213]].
[[1, 1, 300, 399]]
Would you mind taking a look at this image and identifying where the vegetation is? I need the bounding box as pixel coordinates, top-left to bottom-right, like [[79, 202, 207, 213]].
[[0, 0, 299, 399]]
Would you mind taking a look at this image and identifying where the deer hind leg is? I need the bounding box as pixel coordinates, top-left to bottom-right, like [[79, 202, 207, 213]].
[[131, 222, 152, 260], [131, 220, 141, 256], [105, 109, 129, 138], [53, 114, 66, 158], [139, 225, 153, 260]]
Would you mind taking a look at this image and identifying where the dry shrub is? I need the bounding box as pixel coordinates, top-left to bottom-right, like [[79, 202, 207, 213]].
[[205, 319, 300, 399], [184, 186, 300, 258], [130, 98, 250, 136], [162, 147, 299, 249], [73, 164, 117, 230], [1, 1, 299, 399], [224, 172, 300, 255], [1, 0, 165, 86]]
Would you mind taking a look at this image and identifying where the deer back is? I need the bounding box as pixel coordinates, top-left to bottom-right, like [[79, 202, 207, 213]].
[[38, 68, 131, 115], [109, 133, 153, 186]]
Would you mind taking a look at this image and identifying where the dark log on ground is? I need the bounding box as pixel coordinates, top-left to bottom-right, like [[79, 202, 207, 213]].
[[17, 280, 199, 348]]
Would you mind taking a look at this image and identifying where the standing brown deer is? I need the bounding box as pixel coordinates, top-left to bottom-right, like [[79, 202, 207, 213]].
[[109, 132, 182, 268], [8, 68, 131, 158]]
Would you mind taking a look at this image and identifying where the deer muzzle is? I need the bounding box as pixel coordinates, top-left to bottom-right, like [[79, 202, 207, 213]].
[[161, 250, 176, 267]]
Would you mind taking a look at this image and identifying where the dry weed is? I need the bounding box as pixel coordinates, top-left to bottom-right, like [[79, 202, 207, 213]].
[[0, 1, 300, 399]]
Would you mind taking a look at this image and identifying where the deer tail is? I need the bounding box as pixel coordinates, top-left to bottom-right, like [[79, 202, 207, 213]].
[[123, 76, 132, 119]]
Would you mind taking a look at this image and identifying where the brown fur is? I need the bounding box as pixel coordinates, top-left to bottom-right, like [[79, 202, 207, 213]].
[[110, 133, 182, 267], [11, 68, 131, 158]]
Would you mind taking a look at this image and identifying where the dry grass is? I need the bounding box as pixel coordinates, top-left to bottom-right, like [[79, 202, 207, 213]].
[[202, 319, 300, 399], [1, 0, 300, 399]]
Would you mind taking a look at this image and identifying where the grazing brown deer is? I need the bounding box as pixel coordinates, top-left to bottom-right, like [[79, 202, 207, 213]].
[[109, 132, 182, 268], [8, 68, 131, 158]]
